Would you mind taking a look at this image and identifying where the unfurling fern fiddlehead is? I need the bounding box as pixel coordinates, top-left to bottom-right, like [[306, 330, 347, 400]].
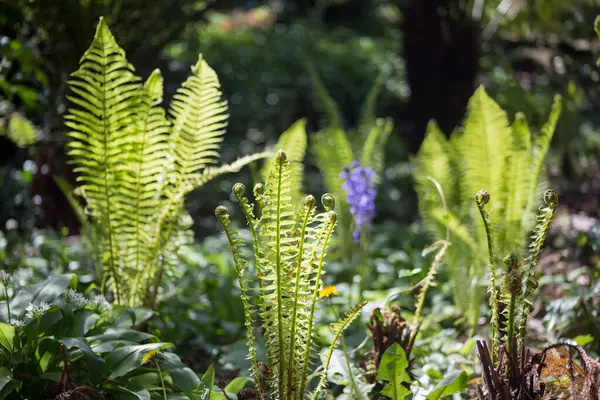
[[477, 189, 557, 360], [476, 190, 501, 363], [217, 150, 365, 399], [516, 189, 558, 345]]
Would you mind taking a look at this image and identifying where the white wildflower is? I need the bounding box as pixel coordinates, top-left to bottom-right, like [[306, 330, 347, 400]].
[[65, 288, 89, 309], [25, 301, 51, 320], [10, 319, 26, 328], [0, 271, 13, 286], [92, 295, 112, 313]]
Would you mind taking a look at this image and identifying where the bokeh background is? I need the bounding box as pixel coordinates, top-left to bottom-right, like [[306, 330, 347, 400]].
[[1, 0, 600, 237]]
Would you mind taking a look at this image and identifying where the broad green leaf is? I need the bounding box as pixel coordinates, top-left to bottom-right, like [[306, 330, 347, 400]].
[[88, 329, 155, 344], [425, 371, 467, 400], [224, 376, 250, 395], [376, 343, 412, 400], [0, 367, 13, 393], [171, 367, 201, 396], [72, 309, 100, 336], [9, 274, 77, 319], [105, 343, 174, 379], [114, 386, 151, 400], [60, 337, 106, 384], [574, 335, 594, 346], [0, 323, 15, 352], [196, 364, 225, 400]]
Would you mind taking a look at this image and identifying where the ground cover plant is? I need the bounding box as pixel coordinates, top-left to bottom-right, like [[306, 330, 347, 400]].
[[0, 7, 599, 400]]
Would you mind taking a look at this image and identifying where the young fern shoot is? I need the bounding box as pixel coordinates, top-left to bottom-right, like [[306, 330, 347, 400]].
[[216, 150, 365, 400], [477, 189, 558, 360]]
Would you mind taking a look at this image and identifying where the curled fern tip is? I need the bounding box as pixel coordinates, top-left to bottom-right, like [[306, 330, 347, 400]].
[[215, 205, 229, 218], [321, 193, 335, 210], [304, 194, 316, 208], [276, 149, 287, 162], [253, 183, 264, 196], [233, 183, 246, 197], [476, 190, 490, 206], [543, 189, 558, 206]]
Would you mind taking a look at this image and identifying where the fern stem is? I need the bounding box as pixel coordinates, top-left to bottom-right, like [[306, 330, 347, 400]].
[[299, 212, 336, 399], [287, 196, 315, 396], [506, 293, 517, 358], [310, 302, 366, 400], [155, 360, 168, 400], [130, 109, 152, 306], [216, 205, 263, 400], [274, 152, 287, 399], [341, 336, 363, 400], [100, 73, 122, 306], [413, 177, 450, 329], [476, 190, 499, 363], [357, 229, 370, 302]]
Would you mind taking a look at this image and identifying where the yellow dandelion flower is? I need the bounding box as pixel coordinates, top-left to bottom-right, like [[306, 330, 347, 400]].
[[141, 349, 158, 364], [318, 285, 338, 299]]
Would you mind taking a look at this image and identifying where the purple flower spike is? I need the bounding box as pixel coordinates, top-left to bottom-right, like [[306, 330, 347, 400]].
[[339, 161, 377, 243]]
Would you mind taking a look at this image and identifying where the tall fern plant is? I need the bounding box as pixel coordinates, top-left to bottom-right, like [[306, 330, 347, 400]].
[[65, 17, 268, 307], [307, 63, 394, 262], [216, 151, 365, 400], [413, 86, 562, 328]]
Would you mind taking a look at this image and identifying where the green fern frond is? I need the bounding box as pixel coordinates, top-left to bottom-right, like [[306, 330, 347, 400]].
[[215, 205, 262, 399], [516, 189, 558, 344], [475, 190, 501, 362], [65, 16, 142, 304], [357, 72, 385, 139], [312, 127, 354, 256], [262, 119, 307, 207], [412, 177, 450, 329], [306, 61, 343, 130], [125, 69, 171, 305], [498, 113, 533, 254], [528, 95, 562, 213], [311, 301, 367, 400], [258, 151, 298, 397], [190, 152, 272, 189], [500, 252, 522, 358], [360, 118, 394, 181], [65, 18, 266, 307], [413, 121, 455, 234], [458, 86, 511, 213], [167, 54, 228, 191], [414, 86, 561, 329], [220, 152, 341, 399], [299, 205, 337, 399]]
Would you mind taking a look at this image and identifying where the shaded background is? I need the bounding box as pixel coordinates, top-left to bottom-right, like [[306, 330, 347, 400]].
[[1, 0, 600, 238]]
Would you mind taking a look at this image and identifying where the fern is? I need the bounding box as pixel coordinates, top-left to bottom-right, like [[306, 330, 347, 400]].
[[307, 65, 394, 261], [65, 17, 268, 306], [414, 86, 562, 327], [217, 151, 364, 399], [311, 302, 367, 400], [477, 190, 557, 359], [262, 119, 308, 208], [516, 189, 558, 344]]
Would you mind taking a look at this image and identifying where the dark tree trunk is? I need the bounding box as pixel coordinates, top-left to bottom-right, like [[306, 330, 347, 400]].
[[401, 0, 480, 153]]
